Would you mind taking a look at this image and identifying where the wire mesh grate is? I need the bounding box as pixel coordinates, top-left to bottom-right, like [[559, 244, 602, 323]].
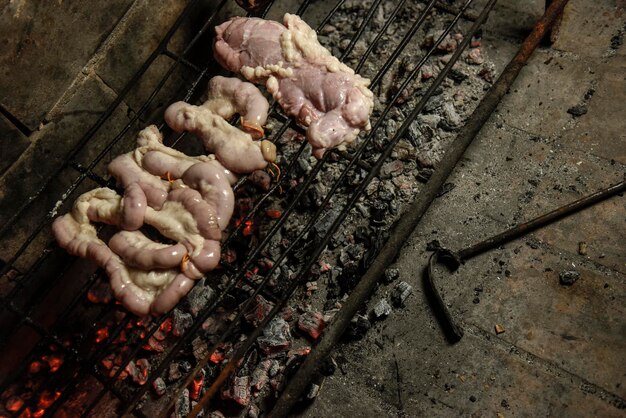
[[0, 0, 496, 416]]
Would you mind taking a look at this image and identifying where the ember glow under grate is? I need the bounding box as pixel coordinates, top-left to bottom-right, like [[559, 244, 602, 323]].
[[0, 0, 497, 416]]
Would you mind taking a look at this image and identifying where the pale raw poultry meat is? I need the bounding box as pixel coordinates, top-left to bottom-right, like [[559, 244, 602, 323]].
[[213, 14, 374, 158], [204, 75, 270, 138], [52, 125, 241, 316], [165, 76, 276, 174]]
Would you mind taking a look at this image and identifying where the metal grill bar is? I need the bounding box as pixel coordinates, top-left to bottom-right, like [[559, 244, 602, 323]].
[[0, 0, 489, 417], [191, 1, 482, 414]]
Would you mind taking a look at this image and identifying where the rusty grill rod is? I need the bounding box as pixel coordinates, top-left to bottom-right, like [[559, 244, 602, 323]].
[[429, 179, 626, 341], [270, 0, 573, 414]]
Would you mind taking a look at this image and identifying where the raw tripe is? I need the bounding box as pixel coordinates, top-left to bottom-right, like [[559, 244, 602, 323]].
[[213, 13, 374, 158]]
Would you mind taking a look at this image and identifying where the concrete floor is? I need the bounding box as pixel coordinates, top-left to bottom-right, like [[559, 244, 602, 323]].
[[300, 1, 626, 417]]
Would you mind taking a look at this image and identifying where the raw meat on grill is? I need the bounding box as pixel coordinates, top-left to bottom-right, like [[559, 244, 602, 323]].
[[165, 101, 276, 173], [52, 124, 244, 316], [213, 13, 374, 158], [204, 75, 270, 138]]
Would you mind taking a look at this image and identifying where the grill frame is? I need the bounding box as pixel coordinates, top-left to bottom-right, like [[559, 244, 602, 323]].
[[0, 1, 496, 416]]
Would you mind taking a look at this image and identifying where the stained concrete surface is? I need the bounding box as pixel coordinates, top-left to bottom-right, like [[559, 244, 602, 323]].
[[300, 1, 626, 417]]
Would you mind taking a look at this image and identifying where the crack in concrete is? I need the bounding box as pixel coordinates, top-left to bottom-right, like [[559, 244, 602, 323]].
[[463, 322, 626, 410]]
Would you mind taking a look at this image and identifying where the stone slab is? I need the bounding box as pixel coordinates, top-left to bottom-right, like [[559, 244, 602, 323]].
[[552, 0, 624, 57], [444, 244, 626, 399], [0, 0, 134, 130], [94, 0, 194, 121], [520, 144, 626, 274], [301, 281, 625, 418], [0, 74, 132, 271], [560, 60, 626, 164], [496, 49, 596, 139]]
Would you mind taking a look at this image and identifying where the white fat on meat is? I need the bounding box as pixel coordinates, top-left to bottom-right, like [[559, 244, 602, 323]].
[[164, 101, 276, 174], [213, 13, 374, 158]]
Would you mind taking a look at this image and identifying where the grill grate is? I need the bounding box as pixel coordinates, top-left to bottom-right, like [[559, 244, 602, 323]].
[[0, 0, 495, 416]]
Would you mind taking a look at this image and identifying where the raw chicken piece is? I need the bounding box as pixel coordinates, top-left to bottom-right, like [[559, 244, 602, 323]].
[[165, 101, 276, 173], [213, 14, 374, 158], [204, 76, 270, 138]]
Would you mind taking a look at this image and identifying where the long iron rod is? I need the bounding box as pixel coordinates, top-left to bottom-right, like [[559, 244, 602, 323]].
[[459, 180, 626, 259], [429, 179, 626, 342], [270, 0, 570, 415]]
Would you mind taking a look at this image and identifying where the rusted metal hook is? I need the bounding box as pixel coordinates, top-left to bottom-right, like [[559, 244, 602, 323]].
[[426, 180, 626, 342]]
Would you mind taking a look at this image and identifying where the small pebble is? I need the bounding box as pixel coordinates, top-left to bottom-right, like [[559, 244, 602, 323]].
[[559, 270, 580, 286], [567, 104, 587, 117], [469, 395, 477, 402]]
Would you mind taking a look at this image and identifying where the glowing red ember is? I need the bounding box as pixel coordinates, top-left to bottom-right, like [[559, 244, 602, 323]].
[[95, 327, 109, 343], [266, 209, 281, 219], [190, 370, 205, 401], [6, 396, 24, 412], [41, 355, 64, 373], [210, 352, 225, 364]]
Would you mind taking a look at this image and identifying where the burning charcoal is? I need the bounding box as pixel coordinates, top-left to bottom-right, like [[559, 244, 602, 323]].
[[447, 68, 468, 84], [258, 317, 291, 354], [559, 270, 581, 286], [192, 338, 209, 361], [421, 64, 436, 80], [169, 362, 182, 382], [144, 335, 165, 352], [248, 170, 271, 191], [175, 388, 190, 418], [270, 373, 285, 392], [153, 377, 167, 397], [5, 396, 24, 413], [383, 268, 400, 284], [190, 370, 205, 401], [391, 281, 413, 307], [345, 314, 371, 340], [87, 279, 114, 304], [441, 102, 461, 128], [380, 160, 404, 178], [466, 48, 484, 65], [370, 201, 387, 226], [244, 295, 274, 327], [307, 383, 321, 399], [267, 359, 281, 378], [248, 404, 260, 418], [186, 281, 215, 317], [298, 311, 325, 340], [478, 67, 494, 83], [251, 360, 272, 391], [126, 359, 149, 385], [372, 298, 392, 319], [222, 376, 251, 406], [172, 309, 193, 336]]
